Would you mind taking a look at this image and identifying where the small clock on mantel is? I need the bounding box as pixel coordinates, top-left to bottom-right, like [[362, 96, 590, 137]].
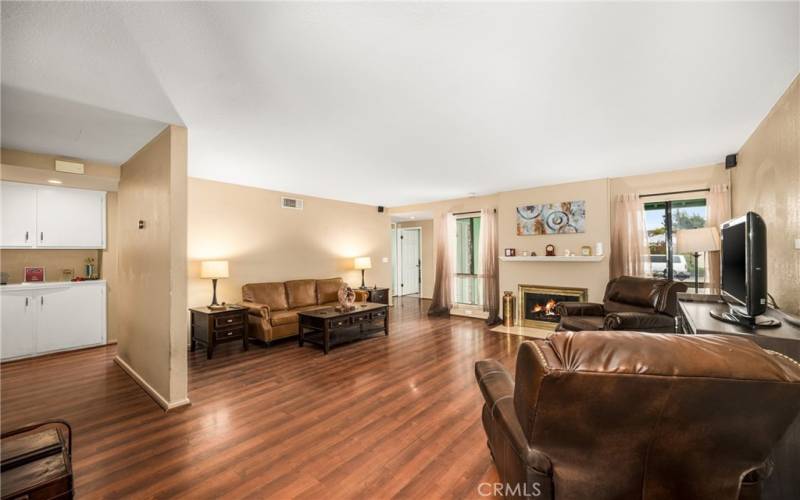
[[580, 245, 593, 257]]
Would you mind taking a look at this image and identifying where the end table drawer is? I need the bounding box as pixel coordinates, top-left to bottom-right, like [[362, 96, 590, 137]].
[[214, 327, 244, 341], [371, 310, 387, 320], [214, 314, 244, 328]]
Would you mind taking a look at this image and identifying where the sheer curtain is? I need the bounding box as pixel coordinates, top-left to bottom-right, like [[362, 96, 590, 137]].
[[611, 193, 651, 278], [705, 184, 731, 291], [479, 208, 500, 325], [429, 213, 455, 316]]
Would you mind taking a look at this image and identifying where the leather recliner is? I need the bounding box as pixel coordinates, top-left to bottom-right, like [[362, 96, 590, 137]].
[[475, 331, 800, 500], [240, 278, 368, 343], [556, 276, 687, 333]]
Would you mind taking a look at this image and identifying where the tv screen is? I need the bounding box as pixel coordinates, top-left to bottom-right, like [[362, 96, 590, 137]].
[[721, 221, 747, 305]]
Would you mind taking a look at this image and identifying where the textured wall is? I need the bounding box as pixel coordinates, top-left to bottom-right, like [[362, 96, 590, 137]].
[[116, 126, 188, 406], [732, 74, 800, 315]]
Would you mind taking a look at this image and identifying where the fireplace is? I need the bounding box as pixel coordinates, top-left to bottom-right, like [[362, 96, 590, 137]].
[[517, 284, 588, 330]]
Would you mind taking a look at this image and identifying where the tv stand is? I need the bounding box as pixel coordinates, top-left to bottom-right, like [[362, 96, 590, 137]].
[[709, 305, 781, 329], [679, 297, 800, 500]]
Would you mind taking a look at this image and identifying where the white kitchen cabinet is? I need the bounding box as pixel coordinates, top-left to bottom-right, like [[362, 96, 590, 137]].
[[36, 185, 106, 248], [0, 181, 106, 249], [36, 284, 105, 354], [0, 281, 107, 361], [0, 291, 36, 359], [1, 182, 37, 248]]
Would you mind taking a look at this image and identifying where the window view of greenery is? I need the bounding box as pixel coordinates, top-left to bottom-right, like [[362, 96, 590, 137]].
[[644, 199, 707, 282], [455, 216, 483, 305]]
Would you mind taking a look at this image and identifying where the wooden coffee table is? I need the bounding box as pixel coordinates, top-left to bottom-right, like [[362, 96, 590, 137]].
[[298, 303, 389, 354]]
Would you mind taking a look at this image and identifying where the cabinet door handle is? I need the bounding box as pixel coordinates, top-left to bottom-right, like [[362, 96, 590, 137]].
[[40, 232, 44, 242], [25, 231, 29, 242], [25, 297, 29, 307], [40, 296, 44, 306]]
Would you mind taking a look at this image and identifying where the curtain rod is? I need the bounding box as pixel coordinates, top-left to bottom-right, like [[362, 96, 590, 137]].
[[452, 209, 495, 216], [639, 188, 710, 199]]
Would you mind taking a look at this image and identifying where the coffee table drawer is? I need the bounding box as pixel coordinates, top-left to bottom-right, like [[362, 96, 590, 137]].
[[352, 312, 371, 323], [214, 313, 244, 328], [371, 310, 387, 321], [328, 317, 351, 330], [214, 327, 244, 341]]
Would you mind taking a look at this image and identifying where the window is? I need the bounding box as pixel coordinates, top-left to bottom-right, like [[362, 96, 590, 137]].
[[644, 198, 708, 282], [455, 215, 482, 305]]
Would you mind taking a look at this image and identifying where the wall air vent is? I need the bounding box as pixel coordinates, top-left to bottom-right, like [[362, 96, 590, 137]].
[[281, 197, 304, 210]]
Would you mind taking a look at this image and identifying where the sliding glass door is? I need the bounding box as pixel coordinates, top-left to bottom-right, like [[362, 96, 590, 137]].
[[454, 215, 483, 306], [644, 198, 708, 283]]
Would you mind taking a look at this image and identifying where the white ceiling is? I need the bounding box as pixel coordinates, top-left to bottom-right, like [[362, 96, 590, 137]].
[[2, 2, 798, 206]]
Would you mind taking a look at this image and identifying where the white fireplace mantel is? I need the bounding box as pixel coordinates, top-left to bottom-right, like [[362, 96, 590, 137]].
[[499, 255, 605, 263]]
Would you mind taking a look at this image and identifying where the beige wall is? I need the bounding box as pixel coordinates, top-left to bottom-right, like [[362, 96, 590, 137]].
[[116, 126, 188, 408], [610, 163, 729, 204], [396, 220, 434, 299], [187, 177, 393, 314], [732, 74, 800, 315], [0, 148, 120, 341], [497, 179, 611, 304]]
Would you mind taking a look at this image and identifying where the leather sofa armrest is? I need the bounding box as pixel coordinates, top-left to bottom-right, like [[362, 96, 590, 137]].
[[240, 301, 271, 318], [475, 360, 552, 474], [354, 290, 369, 303], [554, 302, 605, 317], [603, 311, 674, 331]]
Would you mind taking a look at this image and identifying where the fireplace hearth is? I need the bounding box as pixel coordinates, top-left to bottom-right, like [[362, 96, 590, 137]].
[[518, 284, 588, 329]]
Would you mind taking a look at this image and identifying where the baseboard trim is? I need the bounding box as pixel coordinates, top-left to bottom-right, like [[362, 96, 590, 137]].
[[114, 356, 191, 411]]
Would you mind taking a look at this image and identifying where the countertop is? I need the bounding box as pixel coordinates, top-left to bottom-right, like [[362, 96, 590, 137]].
[[1, 280, 106, 291]]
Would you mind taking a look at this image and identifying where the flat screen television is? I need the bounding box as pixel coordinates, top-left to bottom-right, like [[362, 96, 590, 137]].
[[711, 211, 780, 328]]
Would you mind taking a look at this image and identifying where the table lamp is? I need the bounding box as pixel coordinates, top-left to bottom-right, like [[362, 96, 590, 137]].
[[676, 227, 719, 293], [201, 260, 229, 307], [354, 257, 372, 288]]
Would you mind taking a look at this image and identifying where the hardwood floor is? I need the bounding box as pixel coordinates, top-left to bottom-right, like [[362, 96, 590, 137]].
[[1, 297, 525, 499]]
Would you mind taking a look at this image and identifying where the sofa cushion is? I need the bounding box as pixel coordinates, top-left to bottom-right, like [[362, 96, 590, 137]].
[[242, 282, 288, 311], [317, 278, 343, 304], [558, 315, 605, 332], [285, 279, 317, 309], [270, 309, 299, 327]]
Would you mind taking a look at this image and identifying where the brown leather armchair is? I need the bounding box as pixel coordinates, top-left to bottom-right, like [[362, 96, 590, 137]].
[[556, 276, 687, 333], [475, 331, 800, 500]]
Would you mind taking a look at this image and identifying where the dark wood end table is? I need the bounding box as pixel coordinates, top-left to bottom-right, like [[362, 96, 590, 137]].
[[190, 305, 249, 359], [298, 302, 389, 354]]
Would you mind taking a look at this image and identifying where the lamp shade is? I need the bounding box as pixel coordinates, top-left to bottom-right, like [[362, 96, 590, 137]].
[[354, 257, 372, 270], [676, 227, 720, 253], [200, 260, 229, 279]]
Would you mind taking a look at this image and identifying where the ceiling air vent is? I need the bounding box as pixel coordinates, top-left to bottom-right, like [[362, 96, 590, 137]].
[[281, 196, 303, 210]]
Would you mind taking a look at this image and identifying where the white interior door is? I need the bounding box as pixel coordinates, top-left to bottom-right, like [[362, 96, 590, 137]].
[[1, 292, 36, 360], [36, 186, 105, 248], [36, 285, 105, 353], [1, 182, 37, 248], [400, 228, 420, 296]]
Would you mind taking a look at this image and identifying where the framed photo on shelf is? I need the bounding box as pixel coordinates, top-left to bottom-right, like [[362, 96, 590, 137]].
[[24, 266, 45, 282]]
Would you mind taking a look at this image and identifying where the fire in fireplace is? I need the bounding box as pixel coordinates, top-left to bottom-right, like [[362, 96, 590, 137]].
[[518, 285, 588, 329]]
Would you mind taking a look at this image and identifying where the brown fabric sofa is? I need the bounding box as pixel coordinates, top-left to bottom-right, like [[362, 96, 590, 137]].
[[475, 331, 800, 500], [240, 278, 368, 343], [556, 276, 687, 333]]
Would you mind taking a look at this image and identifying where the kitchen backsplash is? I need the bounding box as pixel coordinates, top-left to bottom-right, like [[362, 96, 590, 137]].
[[0, 249, 101, 284]]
